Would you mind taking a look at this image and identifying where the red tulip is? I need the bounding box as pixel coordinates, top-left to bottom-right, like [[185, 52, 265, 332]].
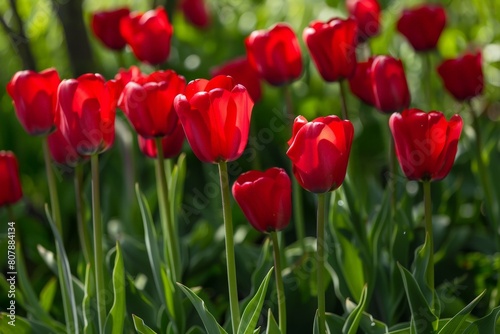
[[245, 23, 303, 86], [174, 75, 254, 163], [348, 58, 376, 106], [180, 0, 211, 28], [346, 0, 381, 43], [437, 52, 483, 101], [232, 168, 292, 233], [91, 8, 130, 50], [396, 5, 446, 52], [0, 151, 23, 207], [120, 7, 173, 65], [303, 17, 358, 82], [119, 70, 185, 138], [372, 56, 410, 113], [389, 109, 462, 181], [48, 129, 88, 167], [287, 115, 354, 193], [137, 122, 185, 159], [7, 68, 61, 136], [210, 56, 262, 103], [57, 73, 118, 155]]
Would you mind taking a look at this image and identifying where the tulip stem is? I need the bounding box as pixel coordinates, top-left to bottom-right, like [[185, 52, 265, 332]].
[[339, 80, 349, 120], [467, 103, 499, 249], [75, 164, 92, 265], [91, 154, 106, 334], [154, 137, 181, 282], [425, 53, 434, 110], [7, 205, 14, 222], [42, 137, 62, 234], [218, 161, 241, 333], [423, 180, 435, 312], [317, 193, 327, 334], [284, 85, 306, 253], [271, 231, 287, 334]]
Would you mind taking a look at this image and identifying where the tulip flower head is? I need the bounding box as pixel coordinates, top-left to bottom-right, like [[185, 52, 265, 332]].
[[346, 0, 381, 43], [0, 151, 23, 207], [120, 70, 186, 138], [437, 52, 483, 101], [180, 0, 211, 28], [120, 7, 173, 65], [48, 129, 89, 168], [389, 109, 463, 182], [396, 4, 446, 52], [7, 68, 61, 136], [91, 8, 130, 50], [232, 168, 292, 233], [137, 122, 185, 159], [303, 17, 358, 82], [211, 56, 263, 103], [57, 73, 118, 156], [174, 75, 254, 163], [245, 23, 303, 86], [287, 115, 354, 193]]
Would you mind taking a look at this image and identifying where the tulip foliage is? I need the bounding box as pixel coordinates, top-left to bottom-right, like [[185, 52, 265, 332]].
[[1, 1, 500, 334]]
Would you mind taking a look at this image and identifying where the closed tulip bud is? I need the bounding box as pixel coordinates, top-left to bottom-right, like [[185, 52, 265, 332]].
[[0, 151, 23, 207], [232, 168, 292, 233], [120, 70, 186, 138], [437, 52, 483, 101], [7, 68, 61, 136], [120, 7, 173, 65], [348, 58, 376, 106], [245, 23, 303, 86], [180, 0, 211, 28], [346, 0, 381, 43], [48, 129, 89, 168], [303, 17, 358, 82], [396, 5, 446, 52], [287, 115, 354, 193], [174, 75, 254, 163], [91, 8, 130, 50], [137, 122, 185, 159], [389, 109, 462, 182], [57, 73, 118, 155], [211, 56, 263, 103], [372, 56, 410, 113]]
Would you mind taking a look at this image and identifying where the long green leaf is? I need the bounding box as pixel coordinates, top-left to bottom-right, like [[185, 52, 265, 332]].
[[462, 305, 500, 334], [266, 309, 281, 334], [437, 290, 485, 334], [82, 264, 95, 334], [177, 283, 227, 334], [133, 314, 158, 334], [238, 267, 274, 334], [45, 204, 79, 333], [398, 264, 438, 334], [343, 285, 368, 334], [412, 238, 433, 308], [313, 311, 345, 334], [104, 243, 126, 334], [39, 277, 57, 312]]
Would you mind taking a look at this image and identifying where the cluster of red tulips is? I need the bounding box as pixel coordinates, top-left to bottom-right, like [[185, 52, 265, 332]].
[[1, 0, 496, 333]]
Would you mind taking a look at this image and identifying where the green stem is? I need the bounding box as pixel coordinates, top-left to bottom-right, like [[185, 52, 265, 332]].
[[389, 136, 398, 213], [218, 161, 240, 333], [7, 205, 14, 222], [283, 86, 306, 253], [467, 103, 500, 250], [317, 193, 327, 334], [271, 231, 286, 334], [339, 80, 349, 120], [425, 53, 434, 110], [154, 138, 181, 281], [91, 155, 106, 333], [42, 137, 62, 234], [423, 181, 434, 312], [75, 164, 92, 265]]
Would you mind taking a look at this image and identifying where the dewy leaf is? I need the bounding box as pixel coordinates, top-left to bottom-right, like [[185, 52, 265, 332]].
[[437, 290, 485, 334], [104, 242, 126, 334], [177, 283, 227, 334], [462, 305, 500, 334], [132, 314, 159, 334], [266, 309, 281, 334], [343, 285, 368, 334], [238, 267, 274, 334], [398, 263, 438, 334]]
